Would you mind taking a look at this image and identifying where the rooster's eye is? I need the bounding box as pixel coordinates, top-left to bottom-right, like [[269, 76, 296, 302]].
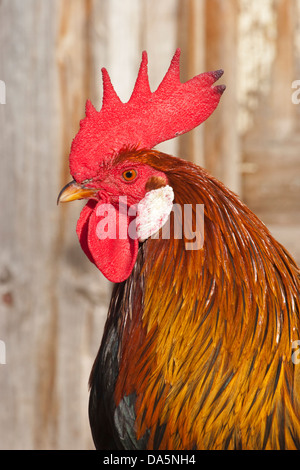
[[122, 169, 137, 182]]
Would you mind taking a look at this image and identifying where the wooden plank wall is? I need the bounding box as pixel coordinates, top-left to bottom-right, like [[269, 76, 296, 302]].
[[241, 0, 300, 264], [0, 0, 299, 449]]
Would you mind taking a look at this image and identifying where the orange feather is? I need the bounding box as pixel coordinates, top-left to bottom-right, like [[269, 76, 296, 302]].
[[107, 148, 300, 449]]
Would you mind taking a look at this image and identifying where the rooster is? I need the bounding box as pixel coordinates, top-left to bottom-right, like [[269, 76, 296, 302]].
[[58, 49, 300, 450]]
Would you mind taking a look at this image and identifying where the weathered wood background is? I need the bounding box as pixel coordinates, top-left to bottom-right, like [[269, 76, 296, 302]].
[[0, 0, 299, 449]]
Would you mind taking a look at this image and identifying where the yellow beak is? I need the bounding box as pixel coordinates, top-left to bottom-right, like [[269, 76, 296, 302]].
[[57, 180, 98, 204]]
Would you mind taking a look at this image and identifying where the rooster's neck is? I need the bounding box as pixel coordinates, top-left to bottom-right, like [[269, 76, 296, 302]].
[[108, 157, 300, 449]]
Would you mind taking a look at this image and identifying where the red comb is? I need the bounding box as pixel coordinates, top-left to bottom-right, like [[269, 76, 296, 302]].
[[69, 48, 225, 182]]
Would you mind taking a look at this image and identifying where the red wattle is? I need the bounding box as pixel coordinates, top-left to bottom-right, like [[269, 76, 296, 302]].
[[76, 199, 97, 264], [76, 200, 139, 283]]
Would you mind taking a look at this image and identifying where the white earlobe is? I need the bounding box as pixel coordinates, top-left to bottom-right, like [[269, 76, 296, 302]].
[[136, 185, 174, 242]]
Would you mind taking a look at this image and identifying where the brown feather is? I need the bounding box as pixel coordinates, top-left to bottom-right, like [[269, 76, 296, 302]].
[[94, 148, 300, 449]]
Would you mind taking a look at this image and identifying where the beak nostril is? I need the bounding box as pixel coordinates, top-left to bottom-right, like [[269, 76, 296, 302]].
[[81, 178, 93, 185]]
